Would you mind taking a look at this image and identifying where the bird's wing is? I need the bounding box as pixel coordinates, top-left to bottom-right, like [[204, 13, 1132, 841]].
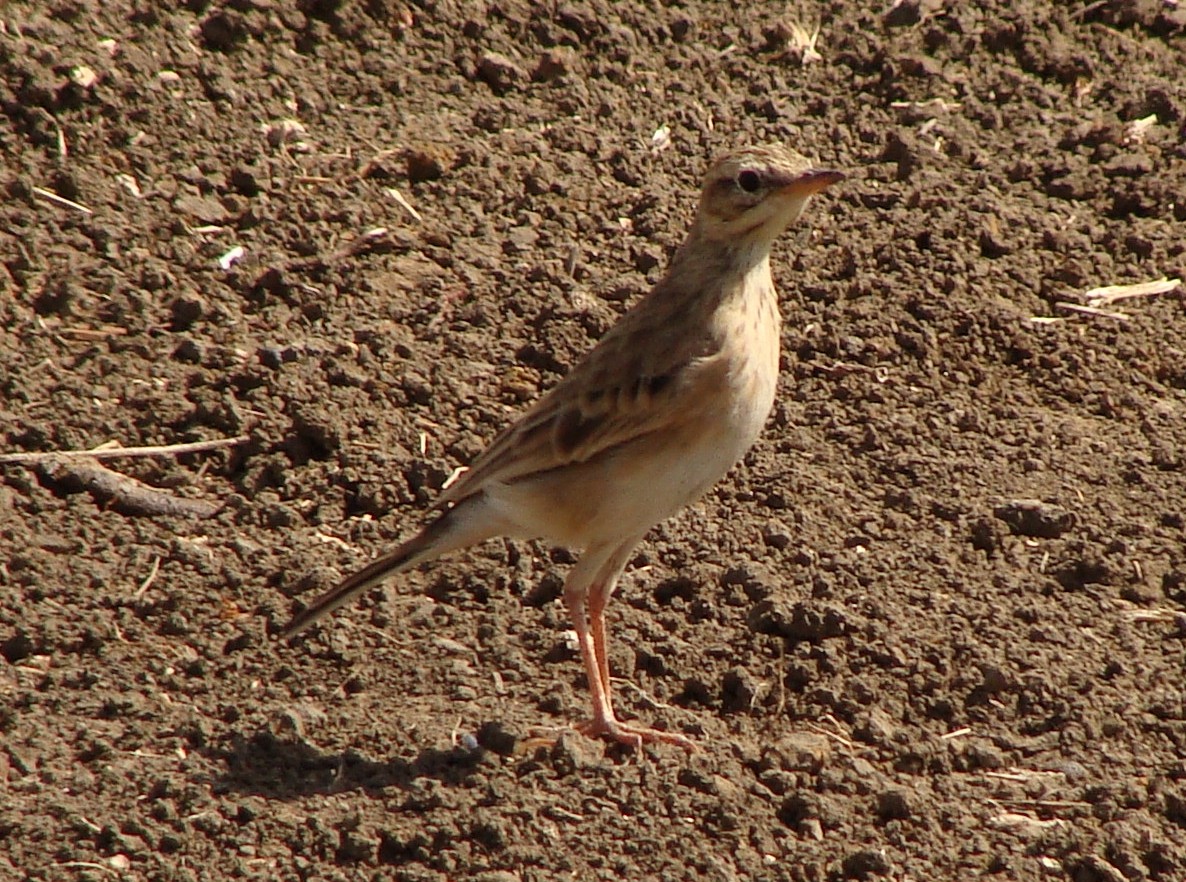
[[431, 287, 721, 510]]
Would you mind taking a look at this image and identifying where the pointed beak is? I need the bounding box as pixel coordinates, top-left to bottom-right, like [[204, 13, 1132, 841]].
[[782, 168, 845, 196]]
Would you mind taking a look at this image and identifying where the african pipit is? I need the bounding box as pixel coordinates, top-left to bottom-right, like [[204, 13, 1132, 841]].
[[281, 144, 843, 750]]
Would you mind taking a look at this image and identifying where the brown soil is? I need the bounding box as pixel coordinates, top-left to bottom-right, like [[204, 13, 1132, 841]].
[[3, 2, 1186, 880]]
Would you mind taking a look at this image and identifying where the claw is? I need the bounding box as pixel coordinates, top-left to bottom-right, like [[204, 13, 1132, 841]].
[[576, 718, 698, 752]]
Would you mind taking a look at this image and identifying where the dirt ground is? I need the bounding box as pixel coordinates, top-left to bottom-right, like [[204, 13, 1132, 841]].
[[3, 1, 1186, 880]]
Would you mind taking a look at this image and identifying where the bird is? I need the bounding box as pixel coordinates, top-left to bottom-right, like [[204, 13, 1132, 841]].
[[280, 144, 843, 750]]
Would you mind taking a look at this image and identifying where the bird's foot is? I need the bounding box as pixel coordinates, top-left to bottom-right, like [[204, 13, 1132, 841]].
[[576, 717, 698, 752]]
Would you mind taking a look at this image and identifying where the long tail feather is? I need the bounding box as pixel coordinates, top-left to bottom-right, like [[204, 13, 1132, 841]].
[[279, 506, 481, 640]]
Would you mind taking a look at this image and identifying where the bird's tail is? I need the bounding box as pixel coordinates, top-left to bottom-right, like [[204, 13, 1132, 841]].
[[278, 501, 496, 640]]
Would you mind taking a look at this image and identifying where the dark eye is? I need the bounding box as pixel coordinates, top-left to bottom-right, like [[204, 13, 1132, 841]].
[[737, 170, 761, 193]]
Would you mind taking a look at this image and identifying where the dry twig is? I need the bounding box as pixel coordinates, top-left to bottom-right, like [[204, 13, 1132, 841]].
[[35, 457, 221, 519]]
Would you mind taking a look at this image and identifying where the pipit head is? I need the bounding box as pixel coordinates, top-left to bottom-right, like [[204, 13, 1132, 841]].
[[694, 144, 844, 249]]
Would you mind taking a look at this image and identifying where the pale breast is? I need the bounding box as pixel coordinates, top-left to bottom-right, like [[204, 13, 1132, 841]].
[[716, 265, 782, 450]]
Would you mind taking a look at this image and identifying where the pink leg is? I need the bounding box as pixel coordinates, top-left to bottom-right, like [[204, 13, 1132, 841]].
[[588, 585, 613, 712], [564, 576, 617, 735], [564, 541, 696, 751]]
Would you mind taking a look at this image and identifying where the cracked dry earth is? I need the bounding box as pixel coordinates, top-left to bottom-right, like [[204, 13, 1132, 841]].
[[3, 1, 1186, 881]]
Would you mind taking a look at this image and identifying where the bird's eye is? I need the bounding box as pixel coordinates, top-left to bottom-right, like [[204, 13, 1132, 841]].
[[737, 170, 761, 193]]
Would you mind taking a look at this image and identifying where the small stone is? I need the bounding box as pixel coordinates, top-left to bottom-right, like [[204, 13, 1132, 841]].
[[963, 740, 1007, 771], [273, 703, 327, 740], [289, 404, 344, 454], [405, 144, 455, 182], [476, 51, 526, 93], [168, 291, 205, 330], [476, 721, 517, 756], [977, 663, 1013, 694], [842, 848, 892, 878], [1103, 153, 1154, 177], [993, 499, 1074, 539], [173, 338, 203, 363], [881, 132, 920, 180], [258, 344, 300, 370], [885, 0, 945, 27], [877, 787, 914, 820], [1, 629, 36, 663], [677, 767, 716, 794], [474, 872, 521, 882], [258, 347, 286, 371], [764, 491, 789, 509], [173, 191, 228, 223], [230, 165, 262, 196], [777, 791, 824, 827], [533, 47, 574, 81], [200, 10, 251, 51], [262, 118, 307, 148], [979, 226, 1011, 258], [670, 15, 695, 42], [504, 225, 539, 252], [765, 732, 831, 773], [720, 667, 760, 714], [719, 563, 773, 602], [762, 521, 793, 549], [853, 708, 897, 746], [550, 730, 603, 774], [71, 65, 98, 89]]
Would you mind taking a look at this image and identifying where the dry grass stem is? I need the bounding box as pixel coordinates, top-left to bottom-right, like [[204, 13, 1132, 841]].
[[1054, 302, 1130, 321], [134, 556, 162, 600], [441, 465, 469, 490], [1084, 277, 1181, 307], [1123, 113, 1158, 145], [385, 187, 423, 221], [1124, 608, 1184, 624], [0, 435, 249, 464], [787, 21, 823, 64], [32, 186, 93, 214]]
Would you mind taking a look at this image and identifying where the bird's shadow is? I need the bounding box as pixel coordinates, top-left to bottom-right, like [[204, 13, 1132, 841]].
[[200, 728, 493, 800]]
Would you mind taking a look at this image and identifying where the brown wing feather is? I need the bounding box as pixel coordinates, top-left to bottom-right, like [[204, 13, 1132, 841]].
[[431, 282, 720, 511]]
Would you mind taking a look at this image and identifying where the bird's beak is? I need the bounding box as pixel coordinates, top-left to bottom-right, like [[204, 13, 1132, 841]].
[[782, 168, 845, 196]]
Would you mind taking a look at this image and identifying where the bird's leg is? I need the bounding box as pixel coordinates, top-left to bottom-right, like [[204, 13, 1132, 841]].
[[587, 582, 613, 711], [563, 570, 618, 738], [565, 541, 696, 752]]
